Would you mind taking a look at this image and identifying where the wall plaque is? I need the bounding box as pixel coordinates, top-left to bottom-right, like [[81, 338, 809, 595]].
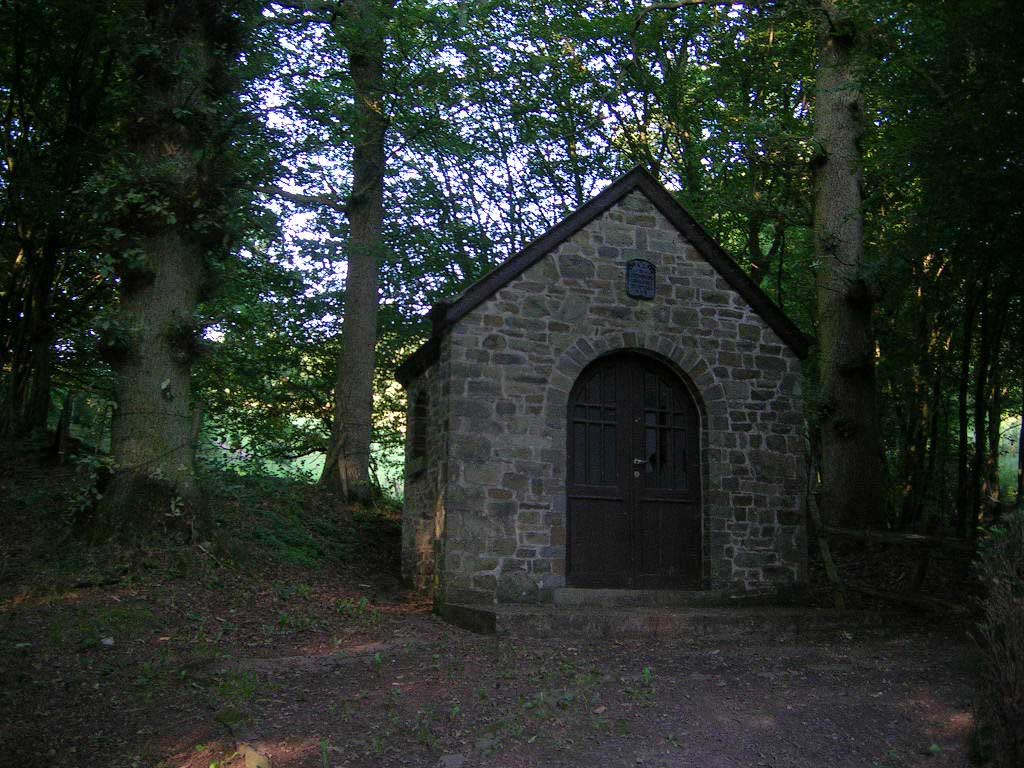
[[626, 259, 656, 300]]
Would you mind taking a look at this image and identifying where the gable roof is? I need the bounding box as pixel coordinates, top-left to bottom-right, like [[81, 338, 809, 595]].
[[397, 166, 812, 387]]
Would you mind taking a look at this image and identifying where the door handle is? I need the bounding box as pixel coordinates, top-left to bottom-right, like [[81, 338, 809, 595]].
[[633, 458, 646, 465]]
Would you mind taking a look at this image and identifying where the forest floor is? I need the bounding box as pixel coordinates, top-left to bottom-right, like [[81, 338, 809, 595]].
[[0, 449, 978, 768]]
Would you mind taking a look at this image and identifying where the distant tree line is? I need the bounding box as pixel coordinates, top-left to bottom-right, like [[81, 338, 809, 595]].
[[1, 0, 1021, 538]]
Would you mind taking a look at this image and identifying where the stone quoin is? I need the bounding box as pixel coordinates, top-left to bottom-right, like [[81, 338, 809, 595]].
[[396, 167, 811, 606]]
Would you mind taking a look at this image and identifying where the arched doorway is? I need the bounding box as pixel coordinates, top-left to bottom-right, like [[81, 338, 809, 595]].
[[566, 351, 701, 588]]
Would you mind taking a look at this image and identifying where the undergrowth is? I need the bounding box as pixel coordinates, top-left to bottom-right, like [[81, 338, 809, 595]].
[[200, 468, 400, 574], [972, 511, 1024, 767], [0, 443, 401, 587]]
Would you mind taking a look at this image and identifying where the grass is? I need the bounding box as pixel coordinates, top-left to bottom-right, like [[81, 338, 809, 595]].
[[201, 469, 401, 573], [275, 581, 312, 601], [0, 444, 409, 762], [0, 433, 368, 582], [212, 671, 261, 733], [336, 596, 382, 624], [47, 604, 156, 651], [1, 440, 401, 586]]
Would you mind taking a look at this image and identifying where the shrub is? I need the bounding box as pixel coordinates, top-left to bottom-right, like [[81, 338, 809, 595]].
[[973, 511, 1024, 766]]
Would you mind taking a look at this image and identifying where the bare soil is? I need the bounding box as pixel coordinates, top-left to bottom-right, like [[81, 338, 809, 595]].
[[0, 454, 977, 768]]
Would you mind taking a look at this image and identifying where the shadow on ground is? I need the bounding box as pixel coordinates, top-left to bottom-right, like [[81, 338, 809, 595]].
[[0, 454, 975, 768]]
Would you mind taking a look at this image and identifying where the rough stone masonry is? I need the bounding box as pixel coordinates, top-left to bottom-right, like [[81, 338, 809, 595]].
[[397, 167, 810, 606]]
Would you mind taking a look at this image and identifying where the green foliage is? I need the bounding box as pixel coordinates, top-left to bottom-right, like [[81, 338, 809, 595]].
[[213, 670, 259, 732], [194, 244, 334, 472], [336, 596, 382, 624], [48, 604, 155, 651], [68, 451, 114, 524], [200, 467, 400, 571], [0, 0, 132, 436], [2, 0, 1021, 536], [275, 582, 312, 601], [973, 512, 1024, 766], [623, 665, 656, 703]]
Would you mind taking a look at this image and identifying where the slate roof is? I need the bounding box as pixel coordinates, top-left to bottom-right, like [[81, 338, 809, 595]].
[[396, 166, 812, 387]]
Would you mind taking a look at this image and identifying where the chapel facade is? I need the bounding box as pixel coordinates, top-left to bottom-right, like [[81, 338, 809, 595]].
[[397, 167, 809, 606]]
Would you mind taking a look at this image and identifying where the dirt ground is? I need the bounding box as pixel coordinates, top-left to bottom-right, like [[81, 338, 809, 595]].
[[0, 455, 978, 768], [0, 567, 976, 768]]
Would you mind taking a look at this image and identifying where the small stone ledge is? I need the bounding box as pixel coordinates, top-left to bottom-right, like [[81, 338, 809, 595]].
[[553, 587, 739, 608], [434, 602, 496, 635], [436, 603, 928, 642]]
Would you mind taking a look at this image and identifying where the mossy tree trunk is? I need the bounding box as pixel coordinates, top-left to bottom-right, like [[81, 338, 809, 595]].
[[1017, 386, 1023, 509], [95, 1, 250, 538], [812, 0, 885, 527]]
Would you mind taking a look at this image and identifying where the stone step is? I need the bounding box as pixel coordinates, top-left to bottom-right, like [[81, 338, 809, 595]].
[[552, 587, 734, 608], [438, 602, 902, 643]]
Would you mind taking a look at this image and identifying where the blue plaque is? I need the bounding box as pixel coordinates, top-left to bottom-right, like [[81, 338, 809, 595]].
[[626, 259, 656, 300]]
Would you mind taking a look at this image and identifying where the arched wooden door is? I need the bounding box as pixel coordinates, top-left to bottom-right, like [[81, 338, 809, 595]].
[[566, 352, 701, 589]]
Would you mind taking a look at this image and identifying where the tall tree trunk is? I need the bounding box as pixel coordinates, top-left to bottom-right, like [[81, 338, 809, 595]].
[[95, 2, 248, 538], [899, 281, 929, 528], [972, 290, 1009, 530], [985, 354, 1003, 505], [746, 212, 768, 286], [1, 232, 58, 440], [1017, 385, 1023, 510], [970, 294, 992, 534], [955, 284, 978, 535], [52, 390, 78, 463], [901, 383, 927, 528], [104, 232, 204, 526], [319, 0, 388, 500], [937, 390, 953, 523], [921, 354, 945, 531], [812, 1, 884, 527]]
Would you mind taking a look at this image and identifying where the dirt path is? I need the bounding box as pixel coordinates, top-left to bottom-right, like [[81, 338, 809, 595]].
[[212, 632, 973, 768], [0, 457, 978, 767], [1, 576, 974, 768]]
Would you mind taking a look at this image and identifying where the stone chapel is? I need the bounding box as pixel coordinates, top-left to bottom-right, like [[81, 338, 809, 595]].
[[397, 167, 810, 606]]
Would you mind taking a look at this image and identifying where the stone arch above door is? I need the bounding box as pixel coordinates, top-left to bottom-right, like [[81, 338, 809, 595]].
[[546, 333, 723, 428]]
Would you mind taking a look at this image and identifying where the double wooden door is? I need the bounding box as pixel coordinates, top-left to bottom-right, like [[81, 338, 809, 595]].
[[566, 352, 701, 588]]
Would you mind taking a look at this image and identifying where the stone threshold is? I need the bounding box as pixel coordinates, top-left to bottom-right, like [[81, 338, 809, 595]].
[[553, 587, 754, 608], [436, 601, 913, 642]]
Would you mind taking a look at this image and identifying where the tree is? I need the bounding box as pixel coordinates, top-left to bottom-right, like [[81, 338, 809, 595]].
[[626, 1, 816, 314], [318, 0, 390, 498], [630, 1, 884, 526], [864, 0, 1024, 530], [0, 0, 124, 440], [811, 0, 884, 526], [94, 0, 260, 535]]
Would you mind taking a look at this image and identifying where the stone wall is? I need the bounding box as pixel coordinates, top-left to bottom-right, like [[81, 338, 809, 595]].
[[401, 337, 451, 594], [405, 190, 807, 605]]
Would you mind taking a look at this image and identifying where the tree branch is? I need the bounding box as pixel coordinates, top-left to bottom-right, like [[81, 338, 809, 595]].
[[263, 0, 341, 18], [638, 0, 770, 24], [643, 0, 745, 10], [258, 185, 348, 214]]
